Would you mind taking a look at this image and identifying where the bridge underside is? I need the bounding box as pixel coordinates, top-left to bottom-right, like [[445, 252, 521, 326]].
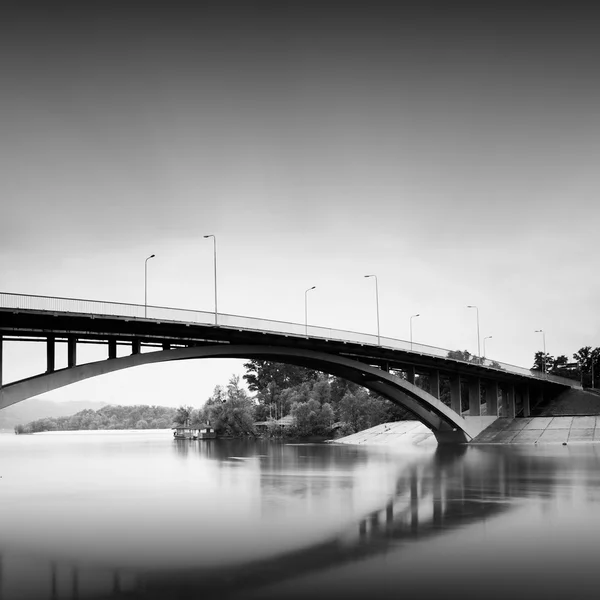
[[0, 344, 491, 443]]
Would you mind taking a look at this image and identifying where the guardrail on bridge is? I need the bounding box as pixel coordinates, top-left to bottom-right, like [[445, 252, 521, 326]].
[[0, 291, 581, 388]]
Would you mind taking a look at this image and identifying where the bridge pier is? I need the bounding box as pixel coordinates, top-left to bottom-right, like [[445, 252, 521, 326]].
[[108, 339, 117, 360], [132, 339, 141, 355], [406, 365, 416, 385], [67, 337, 77, 368], [46, 335, 55, 373], [0, 334, 3, 386], [505, 384, 516, 418], [429, 369, 440, 399], [468, 378, 481, 416], [450, 374, 461, 414], [485, 380, 499, 416], [522, 386, 531, 417]]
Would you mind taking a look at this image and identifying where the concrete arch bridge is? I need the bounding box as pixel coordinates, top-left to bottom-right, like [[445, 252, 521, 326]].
[[0, 292, 580, 443]]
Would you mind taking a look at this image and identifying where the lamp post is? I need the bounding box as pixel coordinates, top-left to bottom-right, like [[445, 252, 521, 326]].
[[535, 329, 546, 375], [410, 314, 420, 351], [467, 305, 481, 364], [144, 254, 155, 318], [305, 286, 316, 336], [203, 235, 217, 324], [483, 335, 492, 360], [364, 275, 380, 345]]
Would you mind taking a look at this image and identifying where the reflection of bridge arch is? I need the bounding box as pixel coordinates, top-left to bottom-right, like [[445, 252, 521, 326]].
[[138, 447, 515, 598], [0, 446, 569, 600], [1, 345, 484, 443]]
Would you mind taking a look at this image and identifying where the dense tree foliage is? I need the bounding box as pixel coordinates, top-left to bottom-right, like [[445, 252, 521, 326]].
[[197, 375, 256, 437], [290, 399, 334, 437], [244, 361, 414, 438], [243, 360, 319, 393], [532, 346, 600, 387], [15, 405, 177, 434]]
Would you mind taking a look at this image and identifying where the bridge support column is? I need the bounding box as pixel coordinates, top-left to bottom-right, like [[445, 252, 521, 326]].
[[522, 386, 531, 417], [406, 366, 416, 385], [429, 369, 440, 399], [46, 336, 55, 373], [162, 342, 171, 351], [505, 384, 516, 419], [108, 339, 117, 360], [485, 380, 499, 416], [0, 334, 3, 385], [132, 339, 141, 355], [67, 337, 77, 368], [450, 374, 461, 414], [535, 387, 544, 412], [468, 378, 481, 416]]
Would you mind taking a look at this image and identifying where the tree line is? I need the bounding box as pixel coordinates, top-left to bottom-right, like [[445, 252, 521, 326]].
[[531, 346, 599, 387], [173, 362, 412, 439], [15, 405, 177, 434]]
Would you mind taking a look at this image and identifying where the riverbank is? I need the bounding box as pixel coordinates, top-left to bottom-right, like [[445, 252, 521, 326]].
[[331, 421, 436, 447], [333, 416, 600, 446], [472, 415, 600, 444]]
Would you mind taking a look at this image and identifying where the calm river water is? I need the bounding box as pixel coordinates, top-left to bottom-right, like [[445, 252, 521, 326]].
[[2, 430, 600, 600]]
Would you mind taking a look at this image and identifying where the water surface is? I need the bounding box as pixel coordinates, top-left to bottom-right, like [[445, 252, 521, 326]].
[[1, 430, 600, 600]]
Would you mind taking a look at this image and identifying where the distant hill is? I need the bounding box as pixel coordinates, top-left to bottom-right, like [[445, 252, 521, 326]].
[[0, 398, 109, 431], [15, 404, 178, 433]]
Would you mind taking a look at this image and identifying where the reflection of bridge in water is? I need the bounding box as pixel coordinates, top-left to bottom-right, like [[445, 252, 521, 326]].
[[127, 447, 551, 599], [1, 444, 593, 600]]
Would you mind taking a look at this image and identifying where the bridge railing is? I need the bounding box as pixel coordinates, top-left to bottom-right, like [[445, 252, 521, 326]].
[[0, 292, 580, 388]]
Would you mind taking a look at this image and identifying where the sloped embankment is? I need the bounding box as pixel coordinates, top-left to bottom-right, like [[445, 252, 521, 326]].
[[331, 421, 436, 447], [534, 388, 600, 416]]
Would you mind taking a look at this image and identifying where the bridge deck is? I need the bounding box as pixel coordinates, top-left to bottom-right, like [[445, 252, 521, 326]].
[[0, 291, 580, 389]]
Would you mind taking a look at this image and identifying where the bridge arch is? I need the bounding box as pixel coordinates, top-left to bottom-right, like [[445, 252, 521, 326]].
[[0, 344, 486, 443]]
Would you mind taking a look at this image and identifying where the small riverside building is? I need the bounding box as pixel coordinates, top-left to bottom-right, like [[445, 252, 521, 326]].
[[172, 423, 217, 440], [198, 424, 217, 439], [172, 424, 197, 440], [254, 415, 295, 433]]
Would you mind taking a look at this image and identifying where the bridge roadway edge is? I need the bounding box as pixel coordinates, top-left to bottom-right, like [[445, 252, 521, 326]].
[[0, 344, 497, 443]]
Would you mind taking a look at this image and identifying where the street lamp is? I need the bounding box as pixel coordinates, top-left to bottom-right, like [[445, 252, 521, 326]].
[[467, 305, 481, 364], [483, 335, 493, 360], [410, 314, 420, 351], [305, 286, 316, 336], [203, 235, 217, 324], [535, 329, 546, 375], [364, 275, 380, 345], [144, 254, 155, 318]]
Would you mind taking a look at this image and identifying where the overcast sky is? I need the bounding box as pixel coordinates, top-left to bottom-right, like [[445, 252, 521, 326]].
[[2, 2, 599, 408]]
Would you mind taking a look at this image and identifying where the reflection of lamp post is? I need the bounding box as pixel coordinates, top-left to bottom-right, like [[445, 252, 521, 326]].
[[410, 314, 420, 351], [144, 254, 155, 318], [535, 329, 546, 374], [483, 335, 492, 359], [364, 275, 380, 345], [203, 235, 217, 324], [467, 305, 481, 363], [305, 286, 316, 336]]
